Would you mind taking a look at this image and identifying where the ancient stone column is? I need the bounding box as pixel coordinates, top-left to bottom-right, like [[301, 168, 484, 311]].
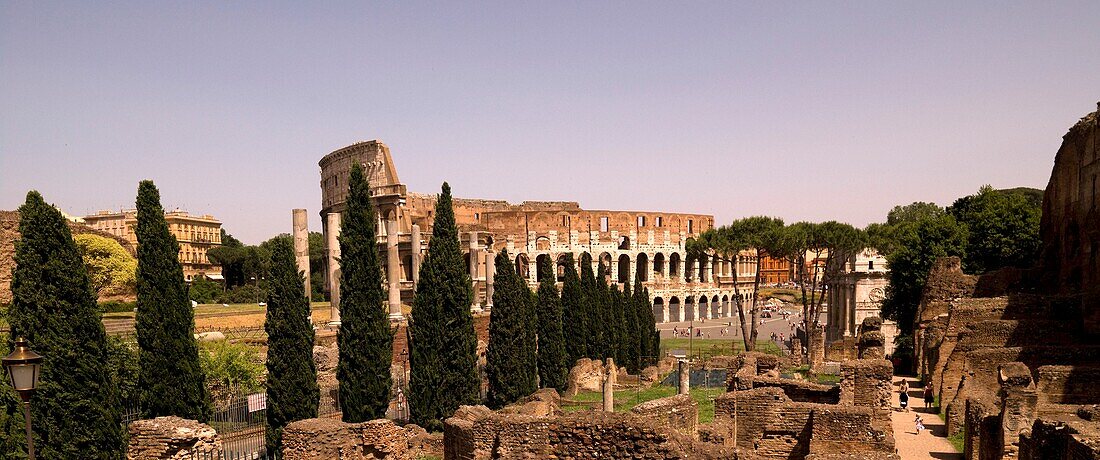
[[602, 370, 615, 412], [469, 232, 481, 312], [410, 224, 421, 288], [678, 360, 690, 395], [386, 220, 403, 321], [325, 212, 342, 325], [292, 209, 310, 300], [484, 250, 495, 310]]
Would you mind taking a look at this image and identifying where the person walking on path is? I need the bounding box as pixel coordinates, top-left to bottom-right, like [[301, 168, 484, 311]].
[[899, 379, 910, 412], [914, 414, 925, 434], [924, 384, 935, 409]]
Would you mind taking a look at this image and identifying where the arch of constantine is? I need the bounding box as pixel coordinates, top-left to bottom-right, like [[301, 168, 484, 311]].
[[315, 140, 756, 324]]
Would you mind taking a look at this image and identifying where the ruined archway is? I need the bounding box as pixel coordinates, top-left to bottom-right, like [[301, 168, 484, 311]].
[[536, 254, 552, 281], [556, 254, 571, 282], [685, 297, 696, 321], [698, 254, 708, 283], [653, 253, 666, 278], [599, 252, 613, 283], [669, 296, 682, 322], [699, 296, 709, 321], [618, 236, 631, 250], [515, 253, 530, 281], [636, 253, 650, 283], [670, 253, 682, 279], [711, 295, 720, 319], [721, 295, 729, 319], [617, 254, 631, 284], [653, 297, 665, 323]]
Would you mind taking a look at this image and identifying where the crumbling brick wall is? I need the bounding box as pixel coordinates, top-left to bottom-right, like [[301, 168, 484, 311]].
[[630, 393, 698, 438], [444, 403, 736, 460], [839, 359, 892, 414], [281, 417, 439, 460], [126, 417, 219, 460]]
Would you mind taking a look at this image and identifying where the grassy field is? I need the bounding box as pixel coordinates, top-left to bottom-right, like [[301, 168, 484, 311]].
[[564, 385, 726, 422], [660, 338, 783, 358]]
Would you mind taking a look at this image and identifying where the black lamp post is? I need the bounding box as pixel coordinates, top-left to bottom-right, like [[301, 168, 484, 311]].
[[3, 337, 43, 460]]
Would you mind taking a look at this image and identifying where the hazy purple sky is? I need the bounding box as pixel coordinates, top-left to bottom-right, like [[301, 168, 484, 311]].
[[3, 2, 1098, 244]]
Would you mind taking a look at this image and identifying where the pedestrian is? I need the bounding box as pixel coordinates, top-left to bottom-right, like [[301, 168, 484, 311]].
[[924, 384, 934, 409], [899, 384, 909, 412], [914, 414, 925, 434]]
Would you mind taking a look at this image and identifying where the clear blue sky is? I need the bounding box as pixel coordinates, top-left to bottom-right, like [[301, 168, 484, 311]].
[[3, 2, 1098, 244]]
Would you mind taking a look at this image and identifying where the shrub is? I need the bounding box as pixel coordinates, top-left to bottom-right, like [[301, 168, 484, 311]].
[[199, 340, 265, 404]]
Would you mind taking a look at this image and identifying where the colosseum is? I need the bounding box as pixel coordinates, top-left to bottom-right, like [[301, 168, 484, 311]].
[[318, 140, 756, 324]]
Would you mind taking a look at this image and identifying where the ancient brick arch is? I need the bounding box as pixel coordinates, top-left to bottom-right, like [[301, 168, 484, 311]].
[[653, 297, 665, 323], [535, 254, 552, 281], [612, 212, 633, 230], [515, 253, 530, 280], [535, 236, 551, 251], [618, 254, 631, 283], [653, 252, 666, 277], [669, 296, 682, 322], [670, 253, 682, 277]]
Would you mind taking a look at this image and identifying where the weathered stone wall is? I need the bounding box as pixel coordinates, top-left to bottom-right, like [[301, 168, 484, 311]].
[[709, 387, 894, 459], [630, 394, 698, 437], [126, 417, 219, 460], [444, 403, 737, 460], [1038, 107, 1100, 334], [281, 417, 440, 460], [839, 359, 892, 414]]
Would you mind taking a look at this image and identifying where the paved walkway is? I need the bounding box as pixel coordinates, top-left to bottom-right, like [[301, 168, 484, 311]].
[[890, 376, 961, 459]]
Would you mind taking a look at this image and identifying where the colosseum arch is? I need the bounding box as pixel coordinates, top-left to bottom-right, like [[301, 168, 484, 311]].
[[636, 253, 649, 283], [535, 236, 551, 251], [617, 254, 631, 283], [669, 296, 681, 322], [536, 254, 552, 281], [618, 235, 630, 250], [721, 295, 730, 318], [515, 253, 530, 280], [699, 296, 709, 321], [556, 253, 571, 282], [684, 297, 696, 321], [711, 295, 721, 319], [670, 253, 681, 278], [698, 254, 708, 282], [653, 297, 665, 323], [653, 253, 666, 277]]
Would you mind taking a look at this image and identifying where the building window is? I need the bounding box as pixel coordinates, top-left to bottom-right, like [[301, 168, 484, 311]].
[[655, 216, 663, 227], [562, 215, 570, 227], [600, 216, 609, 232], [868, 261, 874, 270], [688, 219, 694, 234], [475, 213, 480, 221], [637, 216, 646, 227]]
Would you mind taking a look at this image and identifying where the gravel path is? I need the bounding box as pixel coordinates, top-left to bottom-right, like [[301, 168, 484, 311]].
[[890, 376, 962, 459]]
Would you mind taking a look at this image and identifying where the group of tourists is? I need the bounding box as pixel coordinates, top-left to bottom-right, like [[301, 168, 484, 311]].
[[897, 379, 936, 434]]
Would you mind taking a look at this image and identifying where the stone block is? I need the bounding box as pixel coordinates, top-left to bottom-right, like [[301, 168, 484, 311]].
[[126, 416, 219, 460]]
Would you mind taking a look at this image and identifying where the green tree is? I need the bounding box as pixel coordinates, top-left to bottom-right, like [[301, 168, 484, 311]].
[[948, 185, 1042, 274], [486, 250, 537, 408], [880, 212, 968, 335], [135, 181, 211, 421], [689, 216, 784, 351], [336, 163, 393, 422], [594, 259, 614, 360], [577, 253, 604, 359], [408, 183, 479, 431], [6, 191, 124, 458], [534, 255, 568, 391], [309, 231, 327, 300], [73, 233, 137, 296], [188, 276, 221, 304], [558, 253, 586, 368], [264, 238, 319, 454], [639, 284, 660, 368]]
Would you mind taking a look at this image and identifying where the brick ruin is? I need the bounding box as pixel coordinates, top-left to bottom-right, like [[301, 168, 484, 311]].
[[915, 106, 1100, 459], [126, 416, 220, 460]]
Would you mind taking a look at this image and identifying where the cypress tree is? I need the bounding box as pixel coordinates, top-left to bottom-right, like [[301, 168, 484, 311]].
[[641, 286, 661, 367], [408, 183, 479, 431], [6, 191, 124, 458], [534, 256, 568, 391], [578, 253, 602, 359], [486, 251, 537, 408], [336, 163, 394, 422], [559, 253, 586, 368], [608, 284, 624, 365], [632, 281, 649, 371], [135, 180, 210, 421], [264, 238, 319, 454], [595, 262, 615, 361]]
